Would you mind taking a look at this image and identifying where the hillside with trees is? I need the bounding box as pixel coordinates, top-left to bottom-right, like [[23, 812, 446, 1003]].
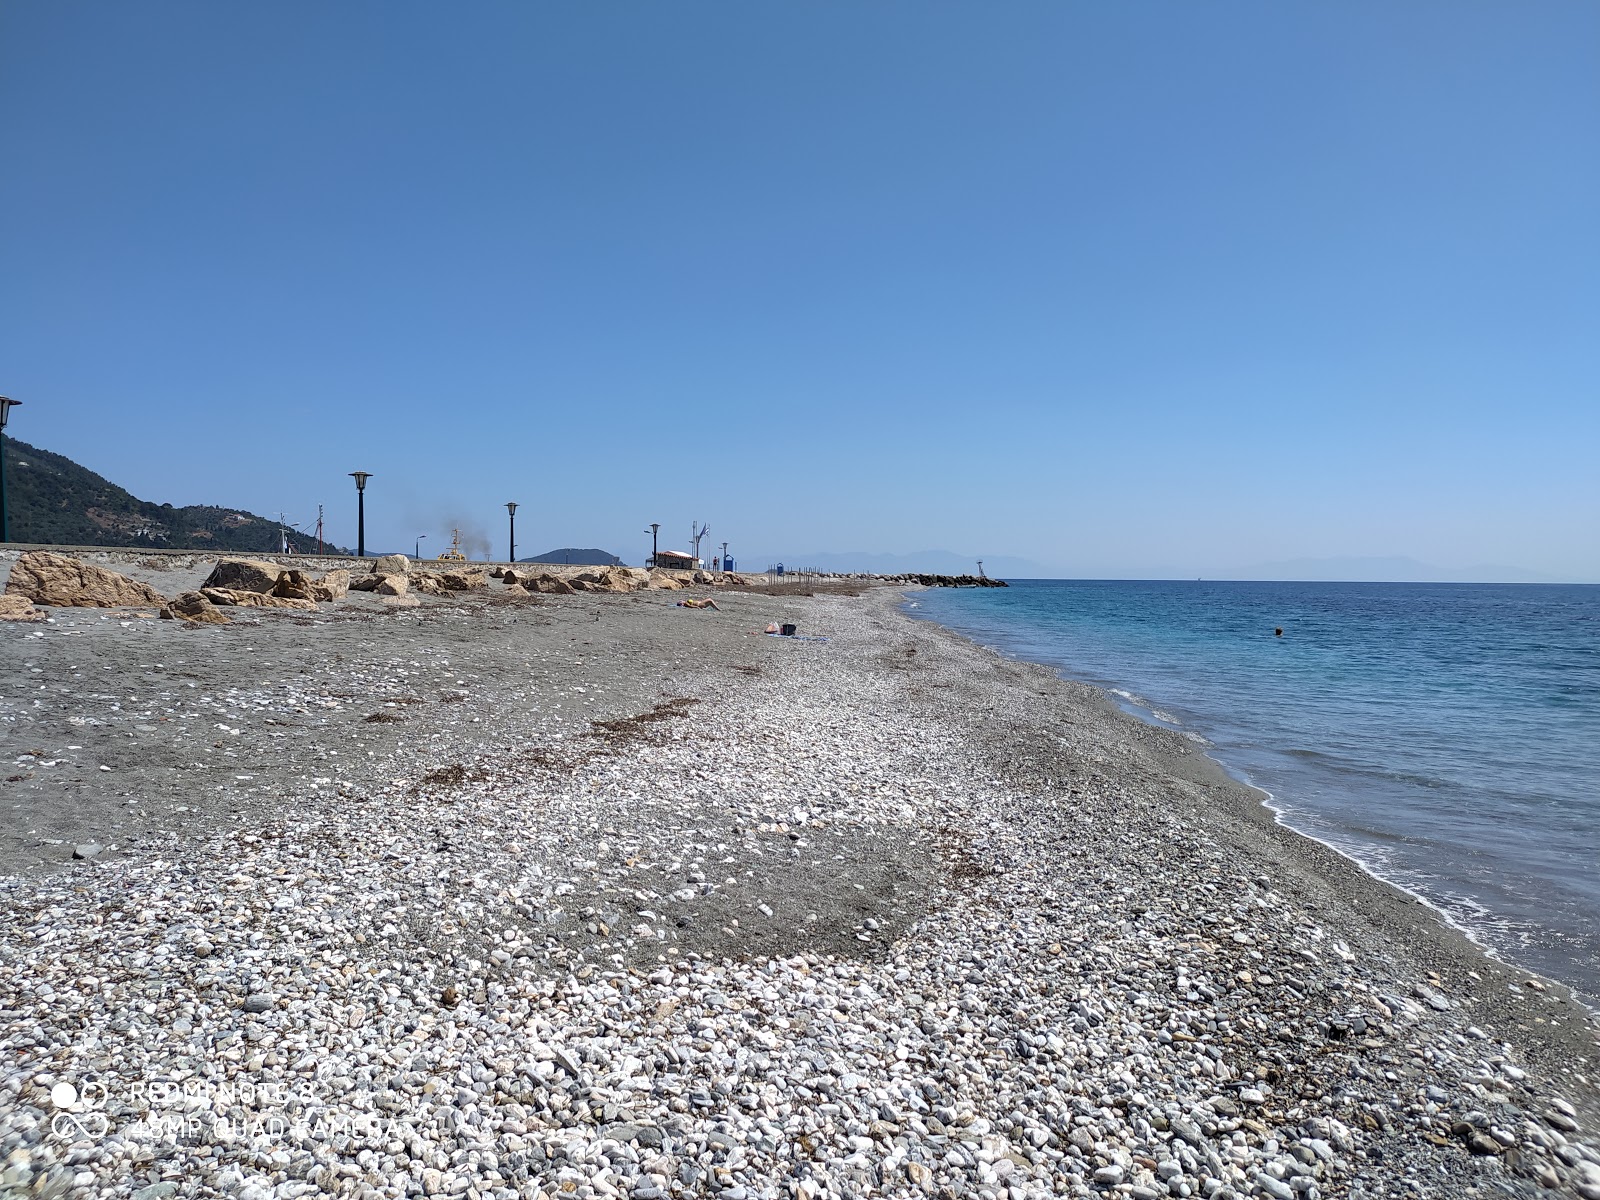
[[1, 436, 351, 555]]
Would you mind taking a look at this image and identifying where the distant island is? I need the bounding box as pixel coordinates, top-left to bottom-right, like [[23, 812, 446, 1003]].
[[0, 435, 353, 555], [519, 548, 625, 567]]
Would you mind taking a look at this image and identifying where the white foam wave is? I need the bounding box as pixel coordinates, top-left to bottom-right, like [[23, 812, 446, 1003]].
[[1252, 788, 1538, 979]]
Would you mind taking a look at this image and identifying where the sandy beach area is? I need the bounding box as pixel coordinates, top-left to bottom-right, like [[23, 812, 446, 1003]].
[[1, 559, 1597, 1199]]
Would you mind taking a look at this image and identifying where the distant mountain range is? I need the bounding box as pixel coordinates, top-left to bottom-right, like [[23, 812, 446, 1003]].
[[519, 548, 625, 566], [0, 436, 353, 555], [1221, 556, 1560, 584]]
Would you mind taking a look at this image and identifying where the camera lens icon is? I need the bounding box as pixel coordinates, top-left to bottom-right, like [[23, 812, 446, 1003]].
[[49, 1080, 110, 1140]]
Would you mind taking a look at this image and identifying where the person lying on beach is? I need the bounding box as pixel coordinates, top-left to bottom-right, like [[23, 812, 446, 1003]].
[[677, 598, 720, 610]]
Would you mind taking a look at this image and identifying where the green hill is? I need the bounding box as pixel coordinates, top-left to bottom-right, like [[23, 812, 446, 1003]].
[[520, 548, 625, 566], [1, 436, 352, 555]]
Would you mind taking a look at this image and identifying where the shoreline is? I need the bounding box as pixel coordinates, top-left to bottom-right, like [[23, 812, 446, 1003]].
[[2, 579, 1597, 1198], [899, 590, 1600, 1016], [892, 593, 1600, 1047]]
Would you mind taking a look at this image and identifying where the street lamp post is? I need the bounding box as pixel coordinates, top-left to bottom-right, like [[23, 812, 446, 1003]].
[[505, 502, 518, 563], [0, 398, 19, 544], [348, 472, 371, 558], [645, 522, 660, 569], [415, 534, 426, 559]]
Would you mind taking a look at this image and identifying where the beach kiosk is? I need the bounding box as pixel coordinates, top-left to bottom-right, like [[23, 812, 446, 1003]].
[[652, 549, 697, 571]]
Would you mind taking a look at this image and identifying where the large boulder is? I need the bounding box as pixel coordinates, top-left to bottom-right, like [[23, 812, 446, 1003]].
[[369, 554, 410, 576], [595, 569, 643, 595], [409, 573, 448, 596], [0, 595, 44, 622], [613, 567, 651, 590], [648, 570, 687, 591], [273, 569, 316, 602], [312, 569, 350, 601], [203, 588, 312, 611], [373, 575, 409, 597], [5, 552, 166, 609], [570, 566, 648, 593], [201, 558, 284, 595], [161, 590, 230, 624], [529, 573, 575, 595], [249, 593, 314, 611], [440, 570, 486, 591], [501, 569, 524, 586]]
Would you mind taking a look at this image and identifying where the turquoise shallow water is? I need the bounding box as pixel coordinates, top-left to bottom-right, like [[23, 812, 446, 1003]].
[[907, 580, 1600, 999]]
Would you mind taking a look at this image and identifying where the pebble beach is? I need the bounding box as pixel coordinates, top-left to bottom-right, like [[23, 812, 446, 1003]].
[[2, 574, 1598, 1200]]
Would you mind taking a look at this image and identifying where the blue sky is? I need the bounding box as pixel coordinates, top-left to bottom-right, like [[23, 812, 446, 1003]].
[[2, 2, 1596, 577]]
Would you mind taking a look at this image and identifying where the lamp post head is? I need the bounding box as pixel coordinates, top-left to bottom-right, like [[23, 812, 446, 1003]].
[[349, 471, 371, 492], [0, 397, 19, 431], [506, 502, 518, 516]]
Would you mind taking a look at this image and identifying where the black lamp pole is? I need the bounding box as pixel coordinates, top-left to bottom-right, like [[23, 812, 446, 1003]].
[[506, 502, 518, 563], [0, 398, 18, 544], [349, 471, 371, 557], [646, 522, 660, 568]]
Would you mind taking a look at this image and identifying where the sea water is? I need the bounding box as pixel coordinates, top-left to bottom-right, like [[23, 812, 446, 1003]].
[[907, 580, 1600, 1000]]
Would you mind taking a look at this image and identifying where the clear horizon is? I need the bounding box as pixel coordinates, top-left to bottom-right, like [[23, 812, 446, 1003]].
[[2, 3, 1595, 580], [4, 432, 1595, 583]]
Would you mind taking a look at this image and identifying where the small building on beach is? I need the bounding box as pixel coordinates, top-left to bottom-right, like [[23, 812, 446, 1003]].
[[651, 549, 697, 571]]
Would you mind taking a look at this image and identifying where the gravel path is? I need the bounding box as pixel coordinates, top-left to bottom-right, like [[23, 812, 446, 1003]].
[[1, 585, 1597, 1200]]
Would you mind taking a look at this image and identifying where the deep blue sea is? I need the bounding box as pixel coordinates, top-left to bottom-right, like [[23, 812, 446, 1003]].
[[906, 580, 1600, 1000]]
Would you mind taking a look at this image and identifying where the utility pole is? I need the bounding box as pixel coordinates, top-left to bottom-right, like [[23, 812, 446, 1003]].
[[690, 521, 710, 568], [316, 505, 324, 555]]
